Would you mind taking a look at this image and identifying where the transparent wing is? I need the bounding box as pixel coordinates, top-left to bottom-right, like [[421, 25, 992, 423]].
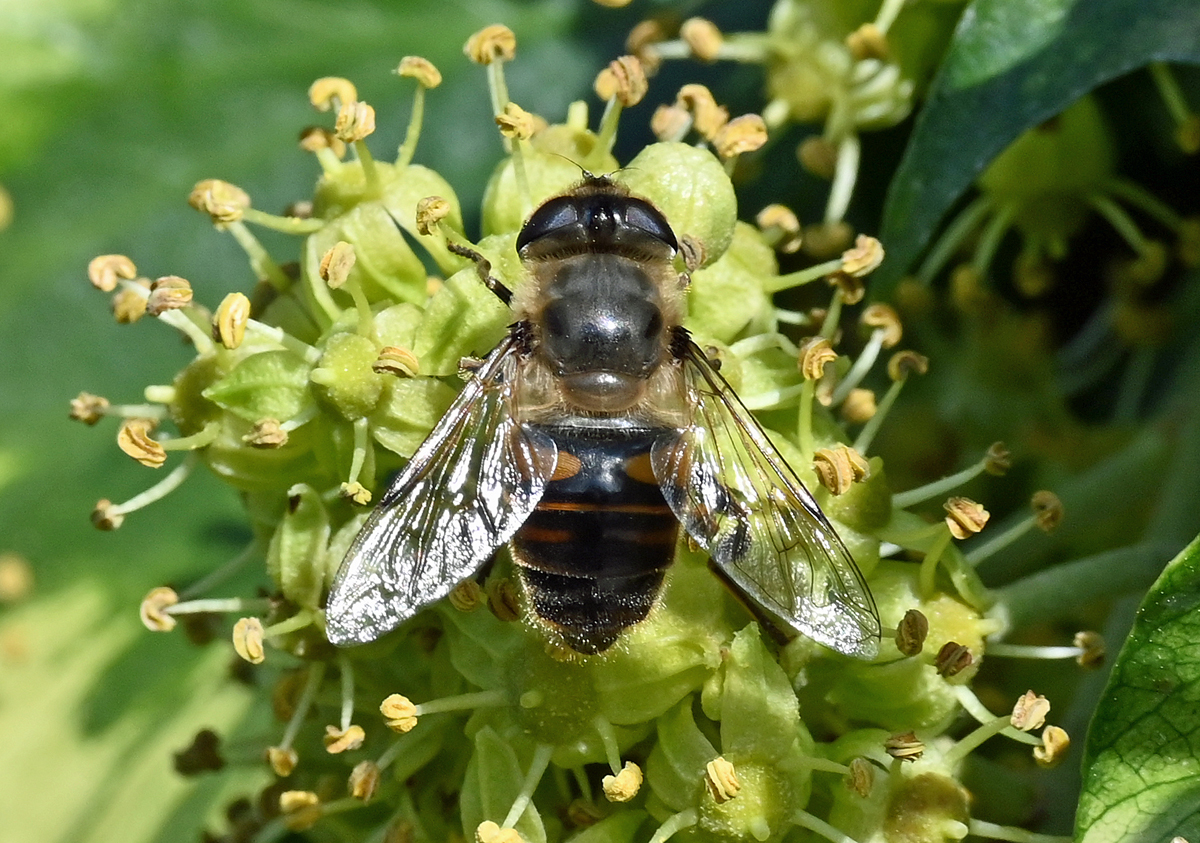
[[652, 337, 880, 658], [325, 335, 557, 646]]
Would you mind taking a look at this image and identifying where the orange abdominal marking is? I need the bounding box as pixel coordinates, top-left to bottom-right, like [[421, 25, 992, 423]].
[[549, 451, 583, 481], [623, 452, 657, 485]]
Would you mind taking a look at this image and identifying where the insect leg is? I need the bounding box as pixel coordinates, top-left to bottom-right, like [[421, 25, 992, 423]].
[[705, 560, 797, 647], [448, 243, 513, 306]]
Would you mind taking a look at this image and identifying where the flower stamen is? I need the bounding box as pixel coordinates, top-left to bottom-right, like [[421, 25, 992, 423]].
[[966, 491, 1062, 567], [395, 56, 442, 167], [92, 453, 198, 529], [892, 444, 1010, 509]]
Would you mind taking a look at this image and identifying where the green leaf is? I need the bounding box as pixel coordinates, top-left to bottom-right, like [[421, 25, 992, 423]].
[[1077, 534, 1200, 842], [876, 0, 1200, 295]]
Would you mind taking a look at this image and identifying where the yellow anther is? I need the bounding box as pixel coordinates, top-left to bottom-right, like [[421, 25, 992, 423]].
[[279, 791, 322, 832], [349, 760, 381, 802], [213, 292, 251, 349], [88, 254, 137, 292], [381, 693, 419, 733], [812, 445, 870, 496], [798, 337, 837, 381], [309, 77, 357, 112], [319, 241, 356, 289], [1010, 691, 1051, 732], [1034, 725, 1070, 768], [894, 608, 928, 656], [944, 497, 989, 539], [266, 745, 298, 777], [232, 616, 266, 664], [845, 757, 874, 797], [91, 499, 125, 531], [840, 388, 877, 424], [396, 56, 442, 88], [603, 760, 643, 802], [373, 346, 420, 378], [69, 392, 110, 425], [298, 126, 346, 157], [845, 23, 889, 61], [703, 757, 740, 803], [188, 179, 250, 223], [415, 196, 451, 236], [884, 731, 924, 761], [495, 102, 537, 140], [712, 114, 768, 158], [140, 586, 179, 632], [464, 25, 516, 64], [756, 204, 802, 253], [860, 303, 902, 347], [594, 56, 648, 107], [323, 724, 366, 754], [146, 275, 193, 316], [840, 234, 885, 277], [335, 100, 376, 143], [243, 418, 288, 448], [935, 641, 974, 677], [117, 418, 166, 468], [680, 17, 722, 62], [887, 350, 929, 381]]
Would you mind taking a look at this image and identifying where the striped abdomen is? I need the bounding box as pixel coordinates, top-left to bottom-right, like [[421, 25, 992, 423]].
[[511, 422, 680, 654]]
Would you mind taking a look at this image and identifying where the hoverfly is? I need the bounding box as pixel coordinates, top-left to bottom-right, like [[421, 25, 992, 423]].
[[325, 174, 880, 657]]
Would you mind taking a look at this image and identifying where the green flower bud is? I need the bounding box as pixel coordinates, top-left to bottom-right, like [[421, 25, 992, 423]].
[[621, 142, 737, 267], [310, 333, 385, 420], [481, 125, 620, 236], [686, 222, 778, 343]]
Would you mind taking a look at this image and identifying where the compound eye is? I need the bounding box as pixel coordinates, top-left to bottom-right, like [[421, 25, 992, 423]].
[[623, 201, 678, 251], [517, 197, 579, 253]]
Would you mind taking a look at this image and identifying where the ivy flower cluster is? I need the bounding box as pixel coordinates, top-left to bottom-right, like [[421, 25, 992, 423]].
[[76, 23, 1096, 843]]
